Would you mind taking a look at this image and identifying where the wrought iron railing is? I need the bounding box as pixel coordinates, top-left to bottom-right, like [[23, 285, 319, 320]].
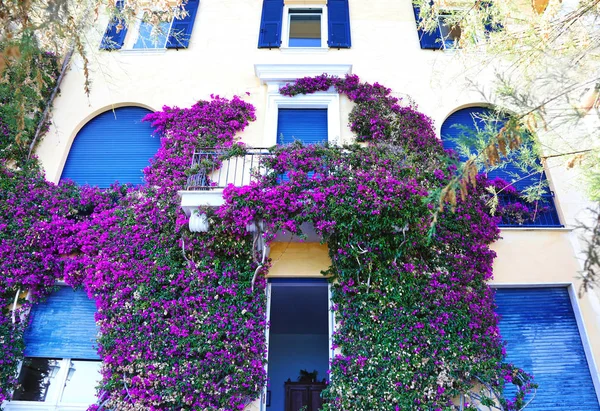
[[497, 192, 562, 228], [184, 150, 562, 228], [185, 148, 272, 190]]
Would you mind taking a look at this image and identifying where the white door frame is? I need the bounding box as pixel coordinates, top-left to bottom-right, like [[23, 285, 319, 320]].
[[261, 283, 272, 411]]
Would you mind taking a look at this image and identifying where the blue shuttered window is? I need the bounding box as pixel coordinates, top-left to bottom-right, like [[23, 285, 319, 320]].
[[24, 287, 99, 360], [327, 0, 351, 48], [101, 0, 199, 50], [166, 0, 200, 49], [60, 107, 160, 188], [495, 288, 600, 410], [412, 1, 501, 50], [440, 107, 561, 227], [277, 109, 328, 145], [258, 0, 351, 49], [99, 0, 127, 50], [412, 4, 443, 50], [258, 0, 284, 48]]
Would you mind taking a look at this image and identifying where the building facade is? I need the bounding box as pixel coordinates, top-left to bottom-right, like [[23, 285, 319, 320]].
[[7, 0, 600, 410]]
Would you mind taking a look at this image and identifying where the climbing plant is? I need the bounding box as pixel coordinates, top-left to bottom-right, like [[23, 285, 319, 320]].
[[0, 74, 536, 410]]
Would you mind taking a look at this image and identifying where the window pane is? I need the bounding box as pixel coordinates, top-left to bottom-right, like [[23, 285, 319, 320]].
[[60, 360, 102, 403], [289, 14, 321, 47], [133, 21, 170, 49], [12, 358, 63, 402], [438, 15, 461, 49]]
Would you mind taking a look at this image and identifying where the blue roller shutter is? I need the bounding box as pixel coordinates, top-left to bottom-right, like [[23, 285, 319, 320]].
[[166, 0, 200, 49], [24, 287, 99, 360], [60, 107, 159, 188], [100, 0, 127, 50], [412, 4, 442, 50], [440, 107, 561, 227], [258, 0, 284, 48], [277, 109, 328, 145], [495, 287, 600, 410], [327, 0, 351, 48]]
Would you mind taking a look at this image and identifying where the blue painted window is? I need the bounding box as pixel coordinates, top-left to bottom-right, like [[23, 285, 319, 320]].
[[495, 287, 600, 409], [60, 107, 160, 188], [23, 287, 99, 359], [440, 107, 561, 227], [412, 2, 500, 50], [277, 109, 328, 145], [258, 0, 351, 48], [11, 288, 101, 405], [101, 0, 200, 50]]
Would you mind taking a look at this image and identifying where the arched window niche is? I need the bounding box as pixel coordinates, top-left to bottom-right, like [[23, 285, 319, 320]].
[[60, 106, 159, 188], [440, 106, 562, 228]]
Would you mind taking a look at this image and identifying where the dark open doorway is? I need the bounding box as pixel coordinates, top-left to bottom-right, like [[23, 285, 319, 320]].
[[267, 279, 329, 411]]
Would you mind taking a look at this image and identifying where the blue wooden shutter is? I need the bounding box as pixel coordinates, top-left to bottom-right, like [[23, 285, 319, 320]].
[[60, 107, 160, 188], [412, 4, 442, 50], [495, 288, 600, 410], [277, 109, 328, 145], [327, 0, 351, 48], [440, 107, 561, 227], [258, 0, 284, 48], [166, 0, 200, 49], [24, 288, 99, 360], [100, 0, 127, 50]]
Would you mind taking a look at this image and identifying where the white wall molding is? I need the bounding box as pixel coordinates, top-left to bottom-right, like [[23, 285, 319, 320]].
[[254, 63, 352, 85]]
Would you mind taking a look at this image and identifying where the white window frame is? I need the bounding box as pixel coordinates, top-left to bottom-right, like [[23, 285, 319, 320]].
[[266, 90, 340, 147], [281, 4, 328, 51], [260, 281, 334, 411], [255, 64, 352, 146], [5, 358, 101, 411]]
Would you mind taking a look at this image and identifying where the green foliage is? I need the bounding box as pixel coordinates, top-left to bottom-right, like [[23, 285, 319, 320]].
[[0, 34, 59, 164]]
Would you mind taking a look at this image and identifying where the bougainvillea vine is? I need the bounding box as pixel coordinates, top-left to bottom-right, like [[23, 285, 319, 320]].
[[0, 73, 536, 410]]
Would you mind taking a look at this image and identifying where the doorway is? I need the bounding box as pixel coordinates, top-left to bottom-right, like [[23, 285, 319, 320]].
[[266, 279, 330, 411]]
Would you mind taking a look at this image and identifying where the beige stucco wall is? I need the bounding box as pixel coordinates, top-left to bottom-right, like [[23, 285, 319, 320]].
[[268, 242, 331, 277], [33, 0, 600, 406], [38, 0, 490, 183]]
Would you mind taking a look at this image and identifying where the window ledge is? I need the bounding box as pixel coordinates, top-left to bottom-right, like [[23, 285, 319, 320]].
[[118, 48, 168, 56], [254, 63, 352, 85], [499, 226, 571, 232], [280, 47, 329, 54]]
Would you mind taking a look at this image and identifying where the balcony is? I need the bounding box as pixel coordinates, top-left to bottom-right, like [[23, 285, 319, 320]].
[[178, 148, 563, 229], [178, 148, 271, 216]]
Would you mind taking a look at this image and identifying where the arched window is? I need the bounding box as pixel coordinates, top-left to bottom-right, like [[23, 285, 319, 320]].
[[440, 106, 561, 227], [60, 107, 160, 188]]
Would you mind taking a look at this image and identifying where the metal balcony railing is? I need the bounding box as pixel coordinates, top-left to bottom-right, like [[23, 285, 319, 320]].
[[497, 192, 563, 228], [185, 148, 272, 190]]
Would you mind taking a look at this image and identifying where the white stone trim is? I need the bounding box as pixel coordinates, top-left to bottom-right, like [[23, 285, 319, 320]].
[[254, 63, 352, 85]]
